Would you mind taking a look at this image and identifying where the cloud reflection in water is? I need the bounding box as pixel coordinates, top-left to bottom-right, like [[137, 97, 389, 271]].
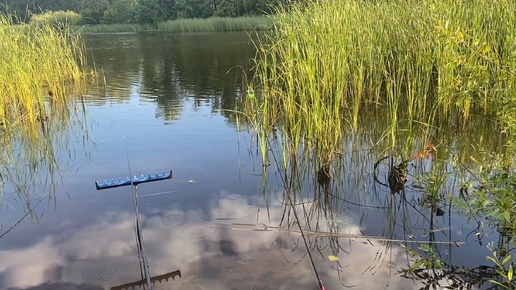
[[0, 194, 460, 290]]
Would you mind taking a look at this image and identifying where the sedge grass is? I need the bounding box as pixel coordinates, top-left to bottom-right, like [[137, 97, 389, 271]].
[[157, 16, 272, 32], [0, 14, 91, 207], [248, 0, 516, 170], [71, 23, 157, 33]]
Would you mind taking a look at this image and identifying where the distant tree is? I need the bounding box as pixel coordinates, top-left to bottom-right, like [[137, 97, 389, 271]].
[[135, 0, 170, 24], [79, 0, 109, 24], [175, 0, 212, 18], [103, 0, 137, 23]]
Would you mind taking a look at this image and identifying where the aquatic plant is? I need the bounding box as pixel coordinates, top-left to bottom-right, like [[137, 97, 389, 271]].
[[249, 0, 516, 168], [0, 14, 89, 127], [157, 16, 272, 32], [487, 242, 515, 289], [0, 14, 91, 210], [30, 10, 83, 26], [72, 23, 157, 33]]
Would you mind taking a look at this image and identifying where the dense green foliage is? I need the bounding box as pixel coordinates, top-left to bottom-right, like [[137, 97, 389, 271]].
[[0, 0, 289, 25], [0, 14, 91, 207], [157, 16, 271, 32], [250, 0, 516, 162], [0, 14, 88, 127]]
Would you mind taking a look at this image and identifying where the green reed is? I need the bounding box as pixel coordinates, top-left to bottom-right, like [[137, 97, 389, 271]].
[[0, 14, 91, 209], [72, 23, 157, 33], [0, 15, 89, 127], [249, 0, 516, 167], [157, 16, 272, 32]]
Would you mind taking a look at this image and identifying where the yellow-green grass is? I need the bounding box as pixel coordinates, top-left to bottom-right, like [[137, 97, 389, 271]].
[[72, 23, 157, 33], [249, 0, 516, 167], [30, 10, 83, 26], [0, 14, 88, 127], [157, 16, 272, 32]]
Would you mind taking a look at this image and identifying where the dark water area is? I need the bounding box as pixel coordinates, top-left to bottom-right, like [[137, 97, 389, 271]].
[[0, 32, 508, 290]]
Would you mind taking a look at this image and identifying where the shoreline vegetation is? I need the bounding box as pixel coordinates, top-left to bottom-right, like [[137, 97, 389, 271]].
[[242, 0, 516, 282], [0, 14, 90, 128], [73, 16, 273, 33], [0, 13, 92, 205], [248, 0, 516, 160]]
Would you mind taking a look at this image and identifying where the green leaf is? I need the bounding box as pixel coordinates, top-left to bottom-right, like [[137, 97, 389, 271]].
[[508, 264, 513, 282], [502, 211, 511, 223], [502, 254, 512, 265], [488, 280, 510, 289]]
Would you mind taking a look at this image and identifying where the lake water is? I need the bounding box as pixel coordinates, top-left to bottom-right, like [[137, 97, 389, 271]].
[[0, 32, 508, 290]]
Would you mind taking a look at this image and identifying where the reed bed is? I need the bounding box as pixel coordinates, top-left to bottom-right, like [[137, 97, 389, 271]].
[[157, 16, 272, 32], [72, 23, 157, 33], [0, 14, 88, 127], [0, 14, 91, 207], [249, 0, 516, 166]]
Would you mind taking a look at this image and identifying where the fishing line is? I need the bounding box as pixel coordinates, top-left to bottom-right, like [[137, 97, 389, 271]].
[[265, 136, 326, 290], [124, 137, 153, 290], [285, 191, 326, 290]]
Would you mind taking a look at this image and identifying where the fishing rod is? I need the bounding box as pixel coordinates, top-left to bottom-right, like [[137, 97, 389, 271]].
[[264, 136, 326, 290], [285, 190, 326, 290], [95, 145, 172, 290]]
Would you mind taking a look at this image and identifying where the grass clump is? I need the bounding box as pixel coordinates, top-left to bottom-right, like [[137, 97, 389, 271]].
[[0, 14, 89, 127], [249, 0, 516, 167], [157, 16, 272, 32], [0, 14, 92, 209], [72, 23, 157, 33], [30, 10, 83, 26]]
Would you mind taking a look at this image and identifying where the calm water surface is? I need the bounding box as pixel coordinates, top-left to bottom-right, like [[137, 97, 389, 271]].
[[0, 32, 507, 290]]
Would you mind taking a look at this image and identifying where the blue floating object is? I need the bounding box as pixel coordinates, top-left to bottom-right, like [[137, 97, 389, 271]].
[[95, 170, 172, 190]]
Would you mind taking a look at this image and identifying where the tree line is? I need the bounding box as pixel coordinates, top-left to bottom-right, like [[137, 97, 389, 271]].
[[0, 0, 295, 24]]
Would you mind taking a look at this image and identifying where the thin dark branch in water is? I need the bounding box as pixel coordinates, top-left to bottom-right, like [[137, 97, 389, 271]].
[[0, 198, 43, 239]]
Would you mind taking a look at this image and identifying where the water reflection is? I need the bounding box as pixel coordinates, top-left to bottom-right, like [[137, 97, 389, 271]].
[[0, 101, 90, 237], [83, 32, 257, 123], [0, 191, 435, 290]]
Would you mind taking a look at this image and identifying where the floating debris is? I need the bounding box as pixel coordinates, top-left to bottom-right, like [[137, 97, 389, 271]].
[[328, 255, 339, 262]]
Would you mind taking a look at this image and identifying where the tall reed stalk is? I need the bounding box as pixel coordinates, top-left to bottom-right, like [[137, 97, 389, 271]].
[[0, 15, 88, 127], [248, 0, 516, 172], [0, 14, 91, 208]]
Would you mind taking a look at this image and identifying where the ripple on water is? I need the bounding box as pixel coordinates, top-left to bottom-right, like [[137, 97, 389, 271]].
[[162, 212, 183, 227], [177, 224, 214, 240], [386, 261, 397, 269], [237, 254, 252, 265], [61, 228, 79, 238], [61, 220, 72, 226], [226, 194, 241, 200], [213, 271, 260, 290], [98, 269, 117, 280]]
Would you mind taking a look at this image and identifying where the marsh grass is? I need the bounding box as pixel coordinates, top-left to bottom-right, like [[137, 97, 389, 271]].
[[0, 15, 89, 127], [246, 0, 516, 186], [73, 23, 157, 33], [157, 16, 272, 32], [0, 14, 91, 209]]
